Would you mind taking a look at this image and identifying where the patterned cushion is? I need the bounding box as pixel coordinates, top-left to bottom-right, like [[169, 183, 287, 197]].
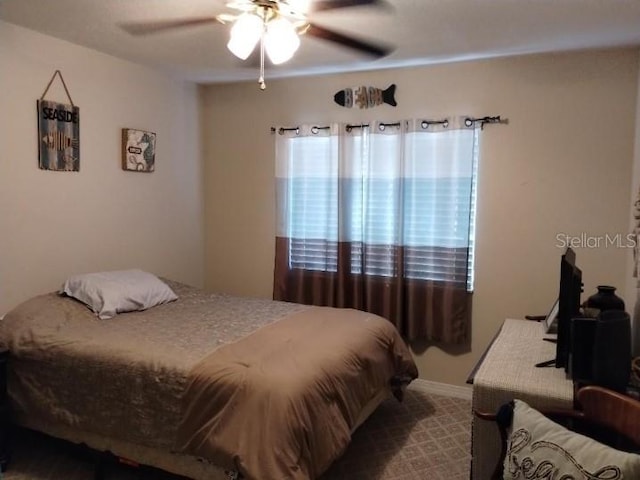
[[504, 399, 640, 479]]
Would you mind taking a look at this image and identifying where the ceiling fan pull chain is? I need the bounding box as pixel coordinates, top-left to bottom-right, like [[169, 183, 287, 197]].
[[259, 33, 266, 90], [258, 10, 267, 90]]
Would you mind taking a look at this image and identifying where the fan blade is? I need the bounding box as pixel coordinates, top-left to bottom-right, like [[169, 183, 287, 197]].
[[309, 0, 389, 13], [305, 23, 392, 57], [120, 17, 221, 35]]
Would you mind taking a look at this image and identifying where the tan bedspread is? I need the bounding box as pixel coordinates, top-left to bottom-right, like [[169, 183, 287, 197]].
[[176, 307, 417, 480], [0, 281, 307, 449], [0, 281, 417, 480]]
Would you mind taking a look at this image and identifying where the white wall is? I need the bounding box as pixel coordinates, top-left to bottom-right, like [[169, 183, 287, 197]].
[[0, 21, 205, 315], [626, 51, 640, 356], [201, 48, 639, 385], [1, 19, 637, 384]]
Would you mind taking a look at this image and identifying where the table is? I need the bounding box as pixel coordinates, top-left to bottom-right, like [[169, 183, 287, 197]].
[[470, 319, 574, 479]]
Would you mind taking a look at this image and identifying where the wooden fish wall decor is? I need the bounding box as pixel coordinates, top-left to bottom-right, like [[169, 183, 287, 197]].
[[334, 84, 397, 109]]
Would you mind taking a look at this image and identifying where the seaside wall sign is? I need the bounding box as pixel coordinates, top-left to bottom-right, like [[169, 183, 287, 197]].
[[37, 70, 80, 172]]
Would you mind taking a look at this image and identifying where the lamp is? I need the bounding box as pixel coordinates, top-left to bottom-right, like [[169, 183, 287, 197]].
[[225, 6, 303, 89], [227, 13, 263, 60], [227, 11, 300, 65], [265, 17, 300, 65]]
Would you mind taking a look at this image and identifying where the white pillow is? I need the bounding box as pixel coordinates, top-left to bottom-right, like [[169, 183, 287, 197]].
[[504, 399, 640, 479], [60, 269, 178, 319]]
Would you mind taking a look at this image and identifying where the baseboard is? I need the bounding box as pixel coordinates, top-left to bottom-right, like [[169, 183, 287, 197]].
[[409, 378, 472, 401]]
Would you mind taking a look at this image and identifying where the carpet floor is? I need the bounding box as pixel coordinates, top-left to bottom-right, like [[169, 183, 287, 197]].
[[2, 387, 471, 480]]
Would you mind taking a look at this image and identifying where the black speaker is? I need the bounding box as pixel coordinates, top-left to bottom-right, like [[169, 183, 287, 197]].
[[569, 317, 596, 382], [592, 310, 631, 393], [569, 311, 631, 393]]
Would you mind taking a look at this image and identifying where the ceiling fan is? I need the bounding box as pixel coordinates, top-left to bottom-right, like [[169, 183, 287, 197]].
[[121, 0, 393, 89]]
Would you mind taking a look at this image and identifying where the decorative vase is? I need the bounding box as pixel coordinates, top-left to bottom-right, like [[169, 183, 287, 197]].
[[586, 285, 625, 312]]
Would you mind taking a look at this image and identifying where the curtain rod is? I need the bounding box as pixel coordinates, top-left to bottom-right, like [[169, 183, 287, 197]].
[[346, 123, 369, 132], [271, 115, 507, 134], [270, 125, 331, 135], [465, 116, 508, 130], [422, 119, 448, 129]]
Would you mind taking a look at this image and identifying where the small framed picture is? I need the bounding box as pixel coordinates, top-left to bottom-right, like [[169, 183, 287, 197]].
[[122, 128, 156, 172]]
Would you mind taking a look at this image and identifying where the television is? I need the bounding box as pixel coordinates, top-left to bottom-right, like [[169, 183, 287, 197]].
[[555, 247, 583, 369]]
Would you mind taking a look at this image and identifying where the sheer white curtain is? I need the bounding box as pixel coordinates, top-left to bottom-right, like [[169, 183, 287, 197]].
[[274, 118, 479, 343]]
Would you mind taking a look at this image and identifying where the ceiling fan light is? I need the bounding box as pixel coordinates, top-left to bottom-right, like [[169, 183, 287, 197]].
[[265, 17, 300, 65], [227, 13, 263, 60]]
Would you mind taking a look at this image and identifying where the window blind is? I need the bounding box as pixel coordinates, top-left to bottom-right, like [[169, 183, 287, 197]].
[[283, 125, 478, 292]]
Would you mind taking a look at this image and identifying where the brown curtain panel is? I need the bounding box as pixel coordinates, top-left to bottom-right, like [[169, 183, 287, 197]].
[[274, 238, 472, 344], [273, 121, 477, 345]]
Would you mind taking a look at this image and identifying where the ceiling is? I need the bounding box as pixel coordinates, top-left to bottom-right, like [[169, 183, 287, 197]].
[[2, 0, 640, 85]]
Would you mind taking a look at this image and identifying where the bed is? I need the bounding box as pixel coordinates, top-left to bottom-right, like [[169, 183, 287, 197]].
[[0, 276, 418, 480]]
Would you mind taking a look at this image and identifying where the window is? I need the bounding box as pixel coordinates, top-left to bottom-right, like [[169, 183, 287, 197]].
[[274, 119, 479, 344], [280, 121, 478, 292]]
